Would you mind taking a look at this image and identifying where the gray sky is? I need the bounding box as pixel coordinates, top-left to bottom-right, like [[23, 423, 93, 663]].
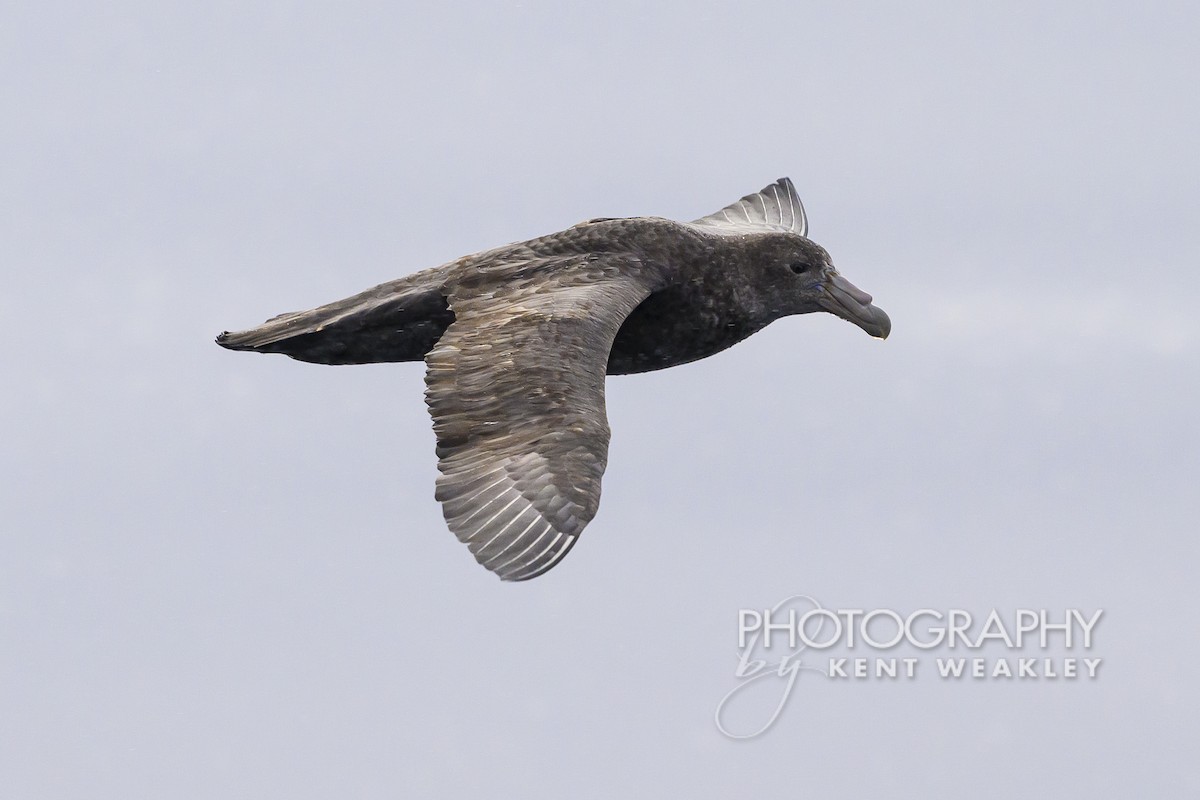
[[2, 1, 1198, 797]]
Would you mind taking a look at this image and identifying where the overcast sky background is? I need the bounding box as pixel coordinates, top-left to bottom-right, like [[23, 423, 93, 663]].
[[2, 1, 1198, 797]]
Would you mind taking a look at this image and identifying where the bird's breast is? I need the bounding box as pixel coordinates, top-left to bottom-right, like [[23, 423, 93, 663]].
[[605, 282, 765, 375]]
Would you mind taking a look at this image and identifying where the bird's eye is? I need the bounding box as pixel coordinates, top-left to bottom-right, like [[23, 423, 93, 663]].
[[789, 261, 809, 275]]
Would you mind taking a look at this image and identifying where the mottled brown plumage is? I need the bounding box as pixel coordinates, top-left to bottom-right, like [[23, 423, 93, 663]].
[[217, 178, 890, 580]]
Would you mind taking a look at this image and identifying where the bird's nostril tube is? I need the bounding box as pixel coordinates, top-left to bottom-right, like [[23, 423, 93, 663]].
[[830, 273, 874, 306]]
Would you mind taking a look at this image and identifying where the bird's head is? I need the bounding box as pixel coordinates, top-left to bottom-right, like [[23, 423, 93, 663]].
[[750, 233, 891, 339]]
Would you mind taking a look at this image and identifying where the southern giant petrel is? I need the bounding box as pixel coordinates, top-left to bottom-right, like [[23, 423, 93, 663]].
[[217, 178, 890, 580]]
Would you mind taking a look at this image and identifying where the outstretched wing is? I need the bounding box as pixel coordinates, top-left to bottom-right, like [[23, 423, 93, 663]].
[[690, 177, 809, 237], [215, 266, 454, 365], [424, 252, 660, 581]]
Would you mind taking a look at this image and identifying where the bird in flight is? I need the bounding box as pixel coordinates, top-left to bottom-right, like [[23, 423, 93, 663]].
[[217, 178, 890, 581]]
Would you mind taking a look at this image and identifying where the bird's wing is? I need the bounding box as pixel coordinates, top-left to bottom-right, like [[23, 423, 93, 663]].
[[425, 252, 660, 581], [215, 266, 453, 365], [690, 177, 809, 237]]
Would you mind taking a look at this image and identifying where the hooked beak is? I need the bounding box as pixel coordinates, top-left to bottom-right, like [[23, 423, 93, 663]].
[[816, 271, 891, 339]]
